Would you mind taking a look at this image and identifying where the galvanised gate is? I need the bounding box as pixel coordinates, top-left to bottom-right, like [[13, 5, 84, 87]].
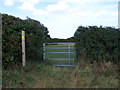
[[43, 42, 76, 66]]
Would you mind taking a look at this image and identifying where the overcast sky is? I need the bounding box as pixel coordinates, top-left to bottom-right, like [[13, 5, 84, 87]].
[[0, 0, 119, 39]]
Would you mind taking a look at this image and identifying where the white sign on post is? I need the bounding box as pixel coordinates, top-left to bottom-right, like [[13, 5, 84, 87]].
[[22, 31, 26, 67]]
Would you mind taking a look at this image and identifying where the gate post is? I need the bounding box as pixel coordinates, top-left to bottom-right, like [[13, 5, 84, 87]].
[[43, 43, 46, 64], [68, 44, 71, 65]]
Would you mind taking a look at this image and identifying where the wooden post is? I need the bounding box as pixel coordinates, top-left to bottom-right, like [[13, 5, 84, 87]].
[[22, 31, 26, 67]]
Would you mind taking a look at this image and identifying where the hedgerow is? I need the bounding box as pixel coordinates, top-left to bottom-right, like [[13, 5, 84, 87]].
[[2, 14, 49, 68], [74, 26, 119, 63], [46, 37, 74, 43]]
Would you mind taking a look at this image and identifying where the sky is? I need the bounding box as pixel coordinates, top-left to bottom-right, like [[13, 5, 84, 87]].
[[0, 0, 119, 39]]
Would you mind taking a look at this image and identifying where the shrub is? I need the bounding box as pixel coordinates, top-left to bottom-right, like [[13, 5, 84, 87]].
[[74, 26, 119, 63], [2, 14, 48, 68]]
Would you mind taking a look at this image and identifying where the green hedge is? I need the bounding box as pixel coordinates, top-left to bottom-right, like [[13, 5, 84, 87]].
[[74, 26, 119, 63], [2, 14, 48, 68], [46, 37, 74, 43]]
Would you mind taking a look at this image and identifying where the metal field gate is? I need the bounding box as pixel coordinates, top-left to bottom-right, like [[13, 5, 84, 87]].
[[43, 42, 76, 66]]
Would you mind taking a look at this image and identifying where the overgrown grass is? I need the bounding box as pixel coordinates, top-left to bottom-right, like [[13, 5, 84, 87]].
[[2, 60, 118, 88]]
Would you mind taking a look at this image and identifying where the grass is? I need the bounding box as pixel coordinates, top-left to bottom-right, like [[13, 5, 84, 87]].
[[46, 53, 75, 58], [46, 59, 75, 66], [2, 60, 118, 88]]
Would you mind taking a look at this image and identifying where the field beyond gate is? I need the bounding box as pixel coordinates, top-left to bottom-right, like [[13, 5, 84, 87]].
[[43, 43, 76, 66]]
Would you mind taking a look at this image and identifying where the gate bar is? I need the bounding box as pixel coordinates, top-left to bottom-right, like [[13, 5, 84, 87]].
[[46, 42, 75, 45], [53, 65, 75, 66]]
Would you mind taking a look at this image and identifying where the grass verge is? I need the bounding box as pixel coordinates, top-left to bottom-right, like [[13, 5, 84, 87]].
[[2, 60, 118, 88]]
